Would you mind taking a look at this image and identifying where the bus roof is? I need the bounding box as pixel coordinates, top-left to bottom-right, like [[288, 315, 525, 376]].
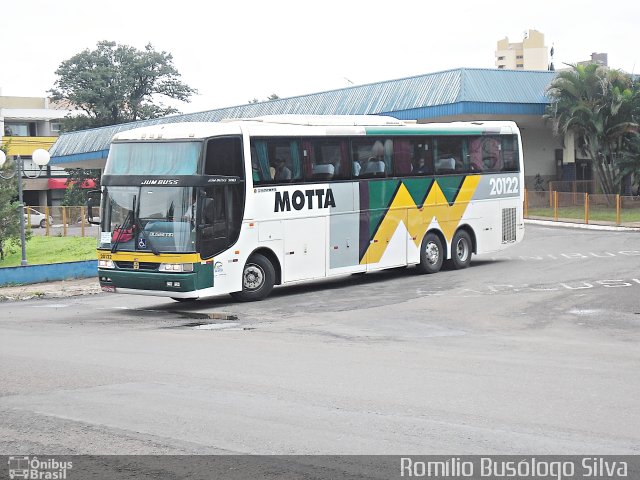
[[111, 116, 518, 142]]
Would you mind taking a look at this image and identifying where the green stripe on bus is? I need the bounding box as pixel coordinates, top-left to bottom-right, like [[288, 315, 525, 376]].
[[402, 177, 434, 206], [436, 176, 466, 204], [368, 179, 400, 238], [364, 127, 487, 136]]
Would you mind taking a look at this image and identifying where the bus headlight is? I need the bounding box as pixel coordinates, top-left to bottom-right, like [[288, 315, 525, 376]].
[[159, 263, 194, 272], [99, 259, 115, 269]]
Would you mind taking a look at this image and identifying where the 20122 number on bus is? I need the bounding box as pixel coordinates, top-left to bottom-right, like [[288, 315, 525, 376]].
[[489, 177, 519, 195]]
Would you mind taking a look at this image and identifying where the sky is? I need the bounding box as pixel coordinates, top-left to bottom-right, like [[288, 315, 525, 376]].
[[1, 0, 638, 115]]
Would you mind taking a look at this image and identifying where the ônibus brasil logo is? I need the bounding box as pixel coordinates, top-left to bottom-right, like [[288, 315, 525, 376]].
[[8, 456, 73, 479]]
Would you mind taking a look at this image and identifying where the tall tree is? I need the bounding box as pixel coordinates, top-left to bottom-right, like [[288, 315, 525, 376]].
[[50, 41, 197, 131], [545, 64, 640, 197]]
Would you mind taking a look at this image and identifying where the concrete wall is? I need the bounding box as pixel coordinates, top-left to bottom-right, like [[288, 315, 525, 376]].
[[0, 96, 46, 109], [524, 48, 549, 70], [521, 127, 562, 188]]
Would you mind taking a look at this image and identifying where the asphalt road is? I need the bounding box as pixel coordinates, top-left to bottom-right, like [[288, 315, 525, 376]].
[[1, 224, 639, 455]]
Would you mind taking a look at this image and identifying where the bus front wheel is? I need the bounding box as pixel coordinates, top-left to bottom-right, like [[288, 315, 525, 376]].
[[447, 229, 473, 270], [231, 253, 275, 302], [417, 232, 443, 274]]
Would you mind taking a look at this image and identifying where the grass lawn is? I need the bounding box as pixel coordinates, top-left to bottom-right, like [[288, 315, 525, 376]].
[[0, 236, 97, 268]]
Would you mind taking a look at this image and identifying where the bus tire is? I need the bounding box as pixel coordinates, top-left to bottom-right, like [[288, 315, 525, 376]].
[[417, 232, 443, 274], [231, 253, 275, 302], [447, 229, 473, 270]]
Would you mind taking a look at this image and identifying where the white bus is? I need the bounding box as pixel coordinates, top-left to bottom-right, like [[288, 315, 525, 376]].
[[93, 115, 524, 301]]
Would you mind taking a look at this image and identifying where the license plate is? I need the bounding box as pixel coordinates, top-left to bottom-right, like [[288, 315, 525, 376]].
[[101, 285, 116, 293]]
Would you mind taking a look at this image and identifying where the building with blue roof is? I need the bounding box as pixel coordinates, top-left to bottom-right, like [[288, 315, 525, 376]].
[[49, 68, 575, 190]]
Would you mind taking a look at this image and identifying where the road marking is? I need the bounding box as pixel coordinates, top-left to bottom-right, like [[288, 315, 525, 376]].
[[419, 278, 640, 297], [490, 250, 640, 262], [30, 304, 69, 308]]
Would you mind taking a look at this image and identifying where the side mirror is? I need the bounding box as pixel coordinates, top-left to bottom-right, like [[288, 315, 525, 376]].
[[86, 189, 101, 225]]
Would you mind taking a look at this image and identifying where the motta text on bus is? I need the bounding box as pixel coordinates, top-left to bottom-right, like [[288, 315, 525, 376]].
[[274, 188, 336, 212]]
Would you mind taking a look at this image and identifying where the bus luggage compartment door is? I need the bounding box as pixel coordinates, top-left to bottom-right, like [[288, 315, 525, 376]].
[[283, 217, 326, 282]]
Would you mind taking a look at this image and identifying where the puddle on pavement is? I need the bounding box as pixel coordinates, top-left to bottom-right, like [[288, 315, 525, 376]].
[[161, 311, 254, 330], [171, 311, 238, 321]]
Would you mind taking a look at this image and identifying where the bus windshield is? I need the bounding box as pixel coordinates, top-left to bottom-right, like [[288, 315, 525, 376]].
[[101, 186, 196, 253], [104, 141, 202, 175]]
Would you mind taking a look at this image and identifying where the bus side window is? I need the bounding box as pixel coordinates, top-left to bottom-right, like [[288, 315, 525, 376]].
[[351, 138, 392, 178], [469, 136, 502, 173], [305, 139, 349, 181], [393, 140, 413, 176], [251, 141, 273, 184], [251, 139, 302, 184], [501, 135, 519, 172], [394, 138, 433, 176], [205, 137, 244, 178], [434, 137, 464, 175]]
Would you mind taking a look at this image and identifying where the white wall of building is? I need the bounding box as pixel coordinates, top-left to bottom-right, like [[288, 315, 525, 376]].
[[521, 127, 561, 187]]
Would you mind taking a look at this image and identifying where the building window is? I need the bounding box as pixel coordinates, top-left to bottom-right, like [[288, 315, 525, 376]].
[[497, 56, 505, 60], [50, 122, 61, 133], [4, 122, 35, 136], [516, 55, 523, 59]]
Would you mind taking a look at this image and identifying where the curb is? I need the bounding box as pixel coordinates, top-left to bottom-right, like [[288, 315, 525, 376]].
[[525, 219, 640, 232]]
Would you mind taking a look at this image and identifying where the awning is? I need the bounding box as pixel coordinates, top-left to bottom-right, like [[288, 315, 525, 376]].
[[48, 178, 97, 190]]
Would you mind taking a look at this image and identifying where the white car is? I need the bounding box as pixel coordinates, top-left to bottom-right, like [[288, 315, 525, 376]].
[[24, 207, 54, 228]]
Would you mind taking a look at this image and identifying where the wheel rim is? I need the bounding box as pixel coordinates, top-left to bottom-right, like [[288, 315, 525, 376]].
[[243, 263, 265, 291], [425, 241, 440, 265], [456, 237, 470, 262]]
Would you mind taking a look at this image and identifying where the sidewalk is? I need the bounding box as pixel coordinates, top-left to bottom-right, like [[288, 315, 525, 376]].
[[0, 277, 101, 302]]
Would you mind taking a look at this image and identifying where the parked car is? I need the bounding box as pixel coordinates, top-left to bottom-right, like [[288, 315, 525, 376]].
[[24, 207, 54, 228]]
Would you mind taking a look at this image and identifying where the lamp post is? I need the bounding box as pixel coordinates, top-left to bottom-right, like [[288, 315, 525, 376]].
[[0, 148, 51, 266]]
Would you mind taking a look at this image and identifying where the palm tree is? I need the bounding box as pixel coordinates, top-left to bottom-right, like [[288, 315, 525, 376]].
[[545, 64, 640, 198]]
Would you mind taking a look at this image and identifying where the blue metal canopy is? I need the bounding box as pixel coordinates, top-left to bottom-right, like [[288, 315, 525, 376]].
[[49, 68, 556, 166]]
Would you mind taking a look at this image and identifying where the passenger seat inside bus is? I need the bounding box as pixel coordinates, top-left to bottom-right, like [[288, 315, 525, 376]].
[[364, 157, 386, 176], [312, 163, 335, 180], [435, 157, 456, 175]]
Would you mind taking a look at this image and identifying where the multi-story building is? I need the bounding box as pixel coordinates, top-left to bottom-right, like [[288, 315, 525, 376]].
[[578, 52, 608, 67], [495, 29, 549, 71], [0, 94, 70, 207]]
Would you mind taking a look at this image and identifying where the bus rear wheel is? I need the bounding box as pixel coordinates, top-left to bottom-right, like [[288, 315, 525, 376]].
[[447, 230, 473, 270], [417, 232, 443, 274], [231, 253, 275, 302]]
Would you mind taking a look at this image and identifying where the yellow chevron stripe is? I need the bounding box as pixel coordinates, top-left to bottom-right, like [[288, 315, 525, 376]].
[[363, 176, 481, 264]]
